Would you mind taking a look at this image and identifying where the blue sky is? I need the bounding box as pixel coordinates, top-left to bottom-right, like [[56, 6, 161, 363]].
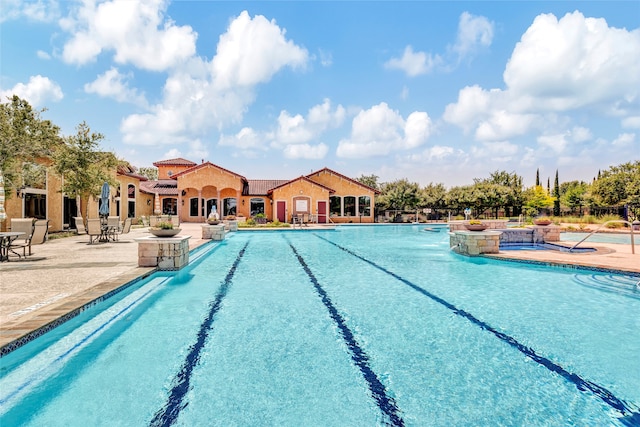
[[1, 0, 639, 187]]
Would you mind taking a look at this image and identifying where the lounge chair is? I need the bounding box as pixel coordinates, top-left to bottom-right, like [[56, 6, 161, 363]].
[[87, 219, 102, 244], [74, 217, 86, 235], [9, 218, 36, 257]]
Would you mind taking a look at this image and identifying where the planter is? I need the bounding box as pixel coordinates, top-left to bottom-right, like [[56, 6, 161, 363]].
[[254, 217, 267, 225], [465, 224, 488, 231], [533, 219, 552, 226], [149, 228, 181, 237], [206, 220, 220, 225]]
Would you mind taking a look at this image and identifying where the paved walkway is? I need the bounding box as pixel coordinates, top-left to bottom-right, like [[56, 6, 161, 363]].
[[1, 224, 638, 351]]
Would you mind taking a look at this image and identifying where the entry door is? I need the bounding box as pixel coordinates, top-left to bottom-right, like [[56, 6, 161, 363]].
[[317, 201, 327, 223], [276, 201, 286, 223]]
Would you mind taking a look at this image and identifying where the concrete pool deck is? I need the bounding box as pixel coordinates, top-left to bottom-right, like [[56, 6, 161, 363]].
[[1, 223, 638, 351]]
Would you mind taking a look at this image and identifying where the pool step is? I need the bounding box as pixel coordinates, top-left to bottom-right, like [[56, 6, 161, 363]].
[[572, 274, 640, 300]]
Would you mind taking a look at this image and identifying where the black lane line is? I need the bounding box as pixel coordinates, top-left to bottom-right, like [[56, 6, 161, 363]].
[[314, 234, 640, 423], [287, 240, 405, 427], [149, 241, 249, 427]]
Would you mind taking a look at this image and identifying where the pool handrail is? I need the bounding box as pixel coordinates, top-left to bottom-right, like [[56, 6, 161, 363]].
[[568, 220, 635, 254]]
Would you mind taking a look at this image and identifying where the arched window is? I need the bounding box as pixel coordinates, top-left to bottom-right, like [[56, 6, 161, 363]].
[[250, 198, 264, 216], [358, 196, 371, 216], [344, 196, 356, 216], [205, 199, 218, 217], [189, 197, 199, 217], [223, 198, 236, 217], [330, 196, 341, 216], [162, 198, 178, 215], [127, 184, 136, 218]]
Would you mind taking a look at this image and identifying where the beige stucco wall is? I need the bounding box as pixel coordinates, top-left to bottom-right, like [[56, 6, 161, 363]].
[[307, 170, 376, 223], [271, 180, 331, 223]]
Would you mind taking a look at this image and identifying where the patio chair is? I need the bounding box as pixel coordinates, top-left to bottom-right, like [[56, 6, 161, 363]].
[[107, 216, 120, 241], [87, 219, 102, 244], [9, 218, 36, 257], [74, 217, 86, 235], [31, 219, 50, 246], [120, 217, 132, 235]]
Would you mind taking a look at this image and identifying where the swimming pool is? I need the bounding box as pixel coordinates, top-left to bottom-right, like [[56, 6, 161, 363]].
[[561, 231, 639, 245], [1, 225, 639, 426]]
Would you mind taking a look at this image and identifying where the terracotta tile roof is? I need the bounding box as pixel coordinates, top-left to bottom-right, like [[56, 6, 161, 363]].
[[245, 180, 290, 195], [267, 176, 335, 194], [170, 161, 247, 181], [139, 180, 178, 195], [307, 167, 381, 194], [152, 158, 197, 167]]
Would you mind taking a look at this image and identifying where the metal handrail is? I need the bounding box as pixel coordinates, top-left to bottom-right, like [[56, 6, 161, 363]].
[[569, 220, 636, 254]]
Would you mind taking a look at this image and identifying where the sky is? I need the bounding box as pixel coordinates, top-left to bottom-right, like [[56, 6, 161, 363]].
[[1, 1, 639, 188]]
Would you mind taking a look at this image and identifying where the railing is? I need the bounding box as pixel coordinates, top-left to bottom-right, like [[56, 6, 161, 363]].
[[569, 220, 636, 254]]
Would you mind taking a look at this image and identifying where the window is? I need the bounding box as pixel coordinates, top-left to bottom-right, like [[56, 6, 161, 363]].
[[223, 198, 237, 217], [250, 198, 264, 216], [162, 198, 178, 215], [359, 196, 371, 216], [205, 199, 217, 217], [127, 184, 136, 218], [24, 193, 46, 219], [344, 196, 356, 216], [127, 184, 135, 199], [189, 198, 199, 217], [127, 201, 135, 218], [330, 196, 341, 216]]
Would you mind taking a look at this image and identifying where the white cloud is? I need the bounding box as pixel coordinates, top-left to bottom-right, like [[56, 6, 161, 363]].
[[218, 127, 265, 150], [272, 98, 345, 148], [283, 143, 329, 159], [0, 75, 63, 107], [120, 11, 309, 147], [37, 50, 51, 60], [84, 67, 147, 107], [622, 116, 640, 129], [384, 46, 441, 77], [611, 133, 635, 147], [337, 102, 432, 158], [451, 12, 494, 59], [475, 111, 538, 141], [60, 0, 197, 71], [570, 126, 592, 143], [317, 48, 333, 67], [0, 0, 59, 23], [537, 133, 568, 154], [211, 11, 308, 89], [504, 11, 640, 112]]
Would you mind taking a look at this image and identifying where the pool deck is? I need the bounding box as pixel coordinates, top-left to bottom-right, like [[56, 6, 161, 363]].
[[1, 223, 638, 352]]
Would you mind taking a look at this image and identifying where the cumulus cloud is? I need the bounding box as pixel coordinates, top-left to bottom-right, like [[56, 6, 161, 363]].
[[611, 133, 635, 147], [504, 11, 640, 111], [622, 116, 640, 129], [218, 127, 265, 150], [211, 11, 308, 89], [444, 11, 640, 145], [36, 50, 51, 60], [60, 0, 197, 71], [336, 102, 432, 158], [120, 11, 309, 147], [384, 45, 441, 77], [283, 143, 329, 159], [84, 67, 147, 107], [451, 12, 494, 60], [1, 75, 63, 107]]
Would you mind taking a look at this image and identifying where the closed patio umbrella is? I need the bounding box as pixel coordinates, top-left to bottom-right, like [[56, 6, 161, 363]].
[[0, 170, 6, 223], [99, 182, 110, 218], [154, 192, 161, 215]]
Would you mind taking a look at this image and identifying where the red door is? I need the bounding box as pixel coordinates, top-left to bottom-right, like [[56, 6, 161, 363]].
[[277, 201, 286, 223], [317, 201, 327, 223]]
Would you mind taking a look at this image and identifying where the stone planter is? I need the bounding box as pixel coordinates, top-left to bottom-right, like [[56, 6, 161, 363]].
[[533, 219, 552, 226], [465, 224, 487, 231], [206, 220, 220, 225], [149, 228, 181, 237]]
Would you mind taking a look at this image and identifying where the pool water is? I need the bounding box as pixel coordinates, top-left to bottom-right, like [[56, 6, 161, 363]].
[[1, 225, 639, 426], [561, 231, 640, 245]]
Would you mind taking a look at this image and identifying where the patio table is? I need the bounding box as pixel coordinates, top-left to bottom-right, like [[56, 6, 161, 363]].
[[0, 231, 25, 262]]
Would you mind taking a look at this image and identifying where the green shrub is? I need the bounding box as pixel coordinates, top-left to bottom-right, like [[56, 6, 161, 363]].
[[155, 221, 173, 230]]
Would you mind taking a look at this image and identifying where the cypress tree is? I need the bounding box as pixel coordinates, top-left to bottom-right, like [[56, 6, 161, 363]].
[[535, 168, 540, 186], [553, 170, 560, 216]]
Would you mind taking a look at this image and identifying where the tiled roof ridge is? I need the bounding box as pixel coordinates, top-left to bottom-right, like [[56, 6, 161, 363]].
[[306, 167, 381, 194], [152, 157, 197, 166]]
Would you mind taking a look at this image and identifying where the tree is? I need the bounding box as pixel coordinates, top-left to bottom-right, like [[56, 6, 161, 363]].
[[355, 174, 380, 190], [523, 185, 555, 216], [52, 122, 120, 220], [377, 179, 420, 220], [0, 95, 61, 196], [138, 167, 158, 181], [419, 183, 447, 217], [535, 168, 540, 186], [553, 170, 560, 216], [560, 181, 589, 216], [590, 161, 640, 220], [478, 170, 524, 217]]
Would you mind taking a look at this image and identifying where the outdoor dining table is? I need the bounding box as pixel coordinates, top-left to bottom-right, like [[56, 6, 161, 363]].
[[0, 231, 25, 262]]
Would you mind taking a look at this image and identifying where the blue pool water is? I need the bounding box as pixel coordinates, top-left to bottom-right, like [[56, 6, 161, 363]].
[[561, 231, 640, 245], [1, 225, 639, 426]]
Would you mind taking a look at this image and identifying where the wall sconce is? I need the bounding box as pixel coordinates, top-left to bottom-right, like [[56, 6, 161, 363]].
[[242, 199, 245, 205], [181, 190, 187, 196], [147, 199, 151, 206], [181, 200, 184, 206], [270, 199, 273, 205]]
